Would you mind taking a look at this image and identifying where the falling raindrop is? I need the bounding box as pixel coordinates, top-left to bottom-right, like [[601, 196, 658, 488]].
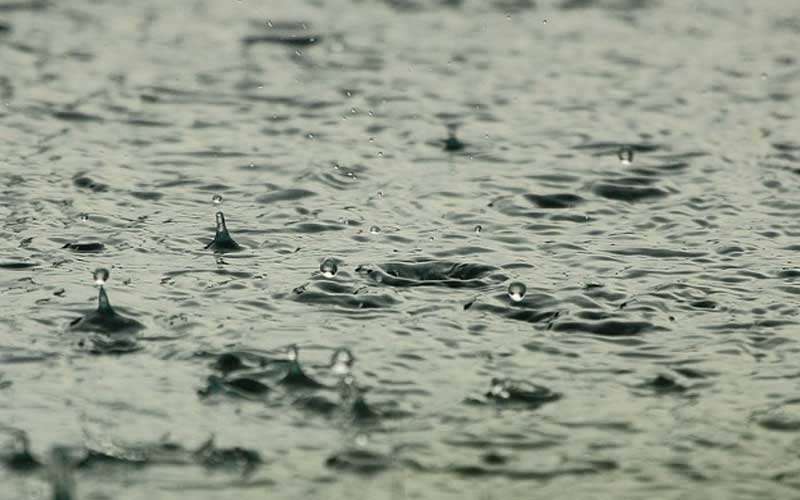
[[507, 281, 527, 302]]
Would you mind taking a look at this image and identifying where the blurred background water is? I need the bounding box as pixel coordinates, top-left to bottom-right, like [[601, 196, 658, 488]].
[[1, 0, 800, 498]]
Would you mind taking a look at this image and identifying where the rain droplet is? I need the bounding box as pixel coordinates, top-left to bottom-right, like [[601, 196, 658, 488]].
[[330, 348, 354, 376], [369, 225, 381, 234], [474, 224, 482, 234], [212, 194, 223, 205], [618, 147, 634, 165], [320, 258, 338, 278], [93, 268, 109, 286], [377, 151, 383, 157], [507, 281, 527, 302]]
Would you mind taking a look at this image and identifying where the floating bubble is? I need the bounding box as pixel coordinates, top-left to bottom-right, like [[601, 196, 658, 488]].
[[320, 258, 338, 278], [212, 194, 223, 205], [331, 348, 354, 376], [618, 147, 634, 165], [507, 281, 527, 302], [93, 268, 109, 286], [369, 225, 381, 234]]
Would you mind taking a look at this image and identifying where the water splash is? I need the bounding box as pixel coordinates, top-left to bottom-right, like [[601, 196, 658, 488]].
[[69, 270, 144, 336], [204, 212, 242, 253]]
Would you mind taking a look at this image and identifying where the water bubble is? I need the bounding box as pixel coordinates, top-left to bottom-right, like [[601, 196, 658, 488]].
[[377, 151, 383, 157], [320, 258, 338, 278], [369, 225, 381, 234], [474, 224, 482, 234], [287, 344, 299, 362], [93, 268, 109, 286], [377, 191, 384, 197], [507, 281, 527, 302], [618, 147, 634, 165], [331, 348, 354, 375], [79, 213, 89, 222], [212, 194, 223, 205]]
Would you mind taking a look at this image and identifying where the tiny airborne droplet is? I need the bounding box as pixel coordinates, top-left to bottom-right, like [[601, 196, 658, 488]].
[[507, 281, 527, 302], [331, 348, 354, 376], [618, 147, 634, 165], [320, 258, 338, 278], [93, 268, 110, 286]]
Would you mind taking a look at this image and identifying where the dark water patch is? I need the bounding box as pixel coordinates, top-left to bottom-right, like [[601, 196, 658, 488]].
[[325, 448, 416, 474], [62, 242, 105, 253], [0, 20, 11, 33], [592, 182, 669, 202], [637, 374, 689, 394], [0, 0, 48, 12], [0, 431, 41, 472], [242, 34, 322, 47], [282, 221, 346, 234], [130, 191, 163, 201], [72, 174, 108, 193], [525, 193, 585, 209], [199, 375, 270, 399], [53, 110, 103, 122], [553, 320, 658, 336], [256, 189, 316, 204], [0, 261, 37, 269], [606, 247, 706, 258]]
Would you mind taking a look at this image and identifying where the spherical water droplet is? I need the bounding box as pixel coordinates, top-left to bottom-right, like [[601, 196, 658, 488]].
[[507, 281, 527, 302], [287, 345, 298, 362], [212, 194, 223, 205], [320, 258, 338, 278], [331, 348, 354, 375], [377, 151, 383, 157], [79, 213, 89, 222], [618, 147, 634, 165], [474, 225, 482, 234], [369, 225, 381, 234], [93, 268, 109, 286]]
